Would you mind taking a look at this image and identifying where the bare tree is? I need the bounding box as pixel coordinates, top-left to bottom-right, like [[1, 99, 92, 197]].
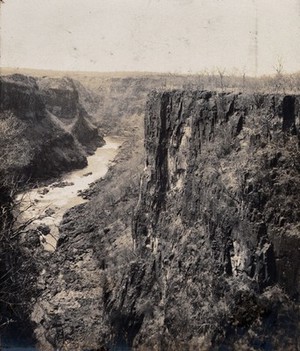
[[0, 111, 40, 334], [217, 67, 226, 92], [273, 57, 285, 93]]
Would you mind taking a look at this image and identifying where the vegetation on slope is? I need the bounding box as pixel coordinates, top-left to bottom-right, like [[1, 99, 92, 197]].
[[0, 112, 44, 345]]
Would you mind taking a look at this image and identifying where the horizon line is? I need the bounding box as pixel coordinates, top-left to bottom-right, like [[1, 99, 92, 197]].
[[2, 66, 300, 79]]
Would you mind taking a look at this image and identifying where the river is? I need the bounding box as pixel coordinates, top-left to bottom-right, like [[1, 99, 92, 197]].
[[17, 136, 122, 251]]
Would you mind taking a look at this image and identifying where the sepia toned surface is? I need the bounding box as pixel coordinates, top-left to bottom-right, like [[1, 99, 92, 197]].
[[0, 0, 299, 350], [1, 0, 300, 75]]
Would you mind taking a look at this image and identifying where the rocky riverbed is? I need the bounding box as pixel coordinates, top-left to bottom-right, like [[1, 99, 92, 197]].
[[16, 137, 123, 251]]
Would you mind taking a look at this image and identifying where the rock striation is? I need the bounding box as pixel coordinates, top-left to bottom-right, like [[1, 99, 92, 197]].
[[33, 91, 300, 350]]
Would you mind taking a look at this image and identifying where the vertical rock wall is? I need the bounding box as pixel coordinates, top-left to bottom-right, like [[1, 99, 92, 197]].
[[129, 91, 300, 350]]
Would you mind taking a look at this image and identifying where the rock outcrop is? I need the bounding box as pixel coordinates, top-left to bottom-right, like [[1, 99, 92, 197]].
[[33, 91, 300, 350], [71, 114, 105, 154], [37, 77, 105, 153], [0, 74, 45, 120], [0, 74, 105, 180], [37, 77, 84, 121]]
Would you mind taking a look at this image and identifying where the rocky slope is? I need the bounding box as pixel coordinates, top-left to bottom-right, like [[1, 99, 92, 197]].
[[70, 113, 104, 155], [0, 74, 104, 180], [32, 91, 300, 350]]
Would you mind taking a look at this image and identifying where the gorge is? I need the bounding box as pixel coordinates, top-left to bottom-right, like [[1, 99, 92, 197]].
[[0, 72, 299, 351]]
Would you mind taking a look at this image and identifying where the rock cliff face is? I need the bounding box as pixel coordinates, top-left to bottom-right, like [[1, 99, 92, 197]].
[[33, 91, 300, 350], [37, 77, 84, 120], [129, 91, 300, 350], [0, 74, 45, 120], [0, 74, 104, 179]]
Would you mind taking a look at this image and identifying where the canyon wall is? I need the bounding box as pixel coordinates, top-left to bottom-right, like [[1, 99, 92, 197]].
[[37, 77, 105, 153], [37, 77, 83, 120], [75, 74, 192, 135], [0, 74, 104, 180], [129, 91, 300, 349]]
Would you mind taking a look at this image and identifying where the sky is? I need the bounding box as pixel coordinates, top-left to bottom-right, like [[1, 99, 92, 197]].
[[1, 0, 300, 75]]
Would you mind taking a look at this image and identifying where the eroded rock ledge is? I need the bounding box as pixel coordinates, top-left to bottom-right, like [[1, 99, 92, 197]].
[[34, 91, 300, 351]]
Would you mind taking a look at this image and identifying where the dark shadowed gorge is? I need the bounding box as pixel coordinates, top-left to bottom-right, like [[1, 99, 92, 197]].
[[32, 89, 300, 350], [0, 71, 300, 350]]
